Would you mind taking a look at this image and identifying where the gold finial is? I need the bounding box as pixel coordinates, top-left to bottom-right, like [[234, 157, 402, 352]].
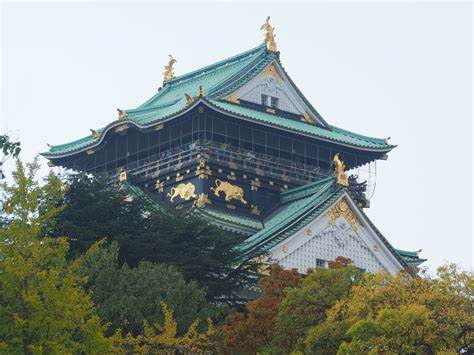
[[333, 153, 349, 186], [185, 93, 194, 105], [199, 85, 205, 97], [163, 54, 177, 82], [90, 129, 100, 140], [260, 16, 277, 52], [117, 109, 127, 120]]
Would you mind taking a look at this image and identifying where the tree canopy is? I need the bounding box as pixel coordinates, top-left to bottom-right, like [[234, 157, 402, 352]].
[[306, 266, 474, 354], [80, 241, 215, 336], [48, 173, 258, 305], [0, 160, 114, 353]]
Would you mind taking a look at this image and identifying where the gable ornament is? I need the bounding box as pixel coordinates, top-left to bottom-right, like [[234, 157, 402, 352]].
[[325, 200, 360, 232]]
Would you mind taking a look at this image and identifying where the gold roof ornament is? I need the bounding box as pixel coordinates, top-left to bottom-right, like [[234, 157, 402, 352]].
[[199, 85, 205, 97], [117, 109, 128, 120], [333, 153, 349, 186], [163, 54, 177, 82], [302, 111, 317, 124], [260, 16, 277, 52], [185, 93, 194, 105], [90, 129, 100, 140]]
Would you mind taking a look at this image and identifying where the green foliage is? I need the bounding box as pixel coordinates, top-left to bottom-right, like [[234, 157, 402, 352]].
[[0, 134, 21, 159], [275, 265, 364, 352], [306, 267, 474, 354], [0, 159, 114, 353], [45, 173, 149, 260], [48, 174, 257, 305], [139, 211, 256, 305], [80, 241, 214, 336], [118, 301, 218, 354]]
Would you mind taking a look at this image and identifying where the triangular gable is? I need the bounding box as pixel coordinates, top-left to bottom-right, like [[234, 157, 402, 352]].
[[223, 60, 327, 127], [268, 193, 406, 275]]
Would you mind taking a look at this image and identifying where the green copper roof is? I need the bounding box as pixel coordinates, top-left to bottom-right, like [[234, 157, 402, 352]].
[[236, 177, 344, 258], [43, 44, 271, 157], [235, 177, 423, 272], [396, 248, 426, 265], [43, 43, 394, 158], [194, 205, 263, 236], [210, 100, 392, 150]]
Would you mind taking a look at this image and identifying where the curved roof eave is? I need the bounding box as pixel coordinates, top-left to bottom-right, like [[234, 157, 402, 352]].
[[42, 98, 394, 160]]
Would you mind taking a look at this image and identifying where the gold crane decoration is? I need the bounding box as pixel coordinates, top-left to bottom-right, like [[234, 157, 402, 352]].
[[261, 16, 277, 52], [163, 54, 177, 82]]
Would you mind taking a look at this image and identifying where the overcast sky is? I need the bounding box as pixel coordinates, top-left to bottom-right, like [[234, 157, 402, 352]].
[[1, 2, 472, 271]]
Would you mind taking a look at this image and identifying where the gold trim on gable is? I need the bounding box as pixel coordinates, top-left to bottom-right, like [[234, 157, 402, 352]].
[[262, 63, 282, 82], [325, 199, 361, 232]]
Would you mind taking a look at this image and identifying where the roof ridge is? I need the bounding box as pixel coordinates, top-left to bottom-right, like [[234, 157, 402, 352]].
[[208, 52, 274, 99], [331, 125, 394, 146], [282, 176, 336, 197], [166, 43, 267, 86]]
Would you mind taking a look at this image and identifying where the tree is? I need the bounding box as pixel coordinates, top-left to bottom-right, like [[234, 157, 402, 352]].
[[118, 301, 217, 354], [0, 159, 114, 353], [222, 265, 302, 353], [45, 173, 150, 260], [0, 135, 21, 180], [48, 174, 258, 305], [275, 265, 364, 352], [138, 211, 257, 305], [80, 241, 215, 336], [305, 266, 474, 354]]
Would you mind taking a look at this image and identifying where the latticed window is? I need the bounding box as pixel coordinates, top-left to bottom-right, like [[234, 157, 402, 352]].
[[261, 94, 269, 106], [271, 96, 279, 108], [316, 258, 326, 268]]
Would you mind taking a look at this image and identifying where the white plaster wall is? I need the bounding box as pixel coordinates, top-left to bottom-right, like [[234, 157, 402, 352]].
[[269, 195, 404, 275]]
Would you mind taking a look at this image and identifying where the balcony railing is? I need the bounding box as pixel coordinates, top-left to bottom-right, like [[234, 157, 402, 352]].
[[109, 141, 331, 185]]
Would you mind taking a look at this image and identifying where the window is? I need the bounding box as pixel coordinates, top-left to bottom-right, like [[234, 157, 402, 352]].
[[261, 94, 269, 106], [316, 259, 326, 268], [271, 96, 279, 109]]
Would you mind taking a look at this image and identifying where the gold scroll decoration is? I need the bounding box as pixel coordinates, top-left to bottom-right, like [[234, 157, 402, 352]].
[[325, 200, 360, 232], [333, 153, 349, 186], [167, 182, 197, 202], [210, 179, 247, 204]]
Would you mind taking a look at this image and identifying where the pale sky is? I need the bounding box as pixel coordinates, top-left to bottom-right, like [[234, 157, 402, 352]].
[[1, 2, 472, 271]]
